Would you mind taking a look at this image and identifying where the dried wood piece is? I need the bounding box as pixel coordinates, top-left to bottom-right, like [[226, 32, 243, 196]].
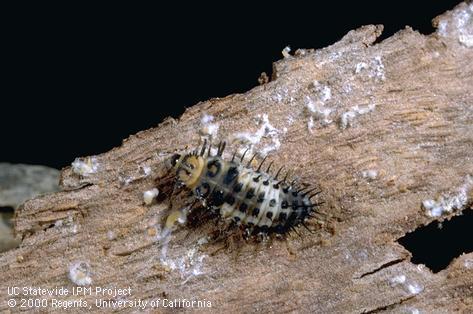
[[1, 2, 472, 313]]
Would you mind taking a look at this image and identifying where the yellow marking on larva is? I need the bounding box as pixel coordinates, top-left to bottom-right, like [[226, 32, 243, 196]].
[[165, 209, 183, 229], [178, 156, 205, 188]]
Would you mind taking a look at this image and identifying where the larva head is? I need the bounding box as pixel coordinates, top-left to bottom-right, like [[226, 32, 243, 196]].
[[167, 153, 205, 188]]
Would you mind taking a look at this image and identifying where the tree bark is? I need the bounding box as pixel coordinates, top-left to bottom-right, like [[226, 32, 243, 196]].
[[1, 2, 473, 313]]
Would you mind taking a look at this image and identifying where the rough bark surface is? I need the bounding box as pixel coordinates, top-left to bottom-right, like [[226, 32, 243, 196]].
[[1, 3, 473, 313]]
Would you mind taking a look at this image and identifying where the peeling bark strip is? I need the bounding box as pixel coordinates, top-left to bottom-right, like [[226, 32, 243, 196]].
[[1, 2, 473, 313]]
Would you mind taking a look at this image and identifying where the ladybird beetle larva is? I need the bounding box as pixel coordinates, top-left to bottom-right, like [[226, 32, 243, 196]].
[[159, 141, 323, 238]]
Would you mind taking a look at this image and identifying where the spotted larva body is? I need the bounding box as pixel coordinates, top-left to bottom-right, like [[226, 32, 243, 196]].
[[163, 142, 321, 236]]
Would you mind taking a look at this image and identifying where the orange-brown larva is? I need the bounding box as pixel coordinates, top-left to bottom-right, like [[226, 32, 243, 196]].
[[162, 141, 322, 238]]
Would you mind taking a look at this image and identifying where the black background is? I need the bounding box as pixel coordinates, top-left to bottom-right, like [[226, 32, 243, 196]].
[[2, 1, 461, 169]]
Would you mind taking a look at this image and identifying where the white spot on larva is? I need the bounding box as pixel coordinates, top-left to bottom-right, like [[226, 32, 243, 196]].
[[340, 104, 376, 129], [361, 169, 378, 180], [282, 46, 291, 58], [200, 113, 219, 139], [68, 261, 92, 286], [71, 156, 99, 177], [232, 114, 282, 156], [143, 188, 159, 205], [423, 175, 473, 217]]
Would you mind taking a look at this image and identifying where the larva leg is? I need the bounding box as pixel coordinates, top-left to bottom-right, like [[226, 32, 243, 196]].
[[163, 198, 198, 232], [164, 208, 186, 231]]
